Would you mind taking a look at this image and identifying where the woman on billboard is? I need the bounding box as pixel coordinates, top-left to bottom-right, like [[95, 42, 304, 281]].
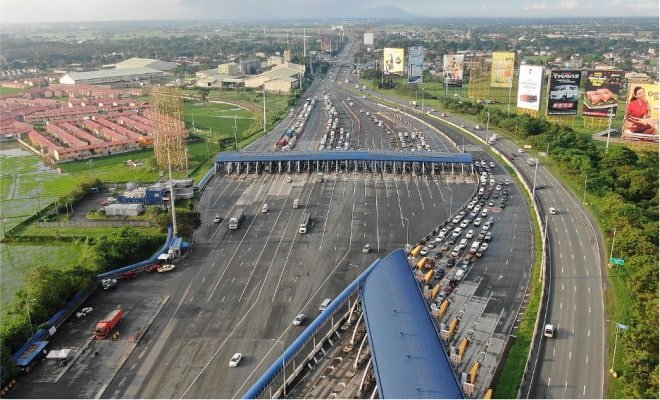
[[625, 86, 658, 135]]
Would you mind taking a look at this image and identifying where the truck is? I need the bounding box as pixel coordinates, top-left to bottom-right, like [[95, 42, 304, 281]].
[[229, 208, 244, 230], [95, 308, 124, 339], [487, 134, 498, 144], [526, 157, 539, 167], [298, 212, 311, 234], [292, 198, 299, 209]]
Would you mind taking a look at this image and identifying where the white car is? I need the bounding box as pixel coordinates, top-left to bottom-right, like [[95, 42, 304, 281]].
[[229, 352, 243, 367], [480, 242, 489, 252], [550, 207, 558, 215], [465, 229, 474, 239], [544, 324, 556, 338], [293, 313, 306, 326], [76, 307, 93, 318], [481, 209, 488, 217], [460, 219, 470, 228], [420, 246, 430, 256], [517, 148, 524, 154], [504, 179, 510, 185], [157, 264, 176, 273], [213, 214, 221, 223], [473, 218, 482, 227]]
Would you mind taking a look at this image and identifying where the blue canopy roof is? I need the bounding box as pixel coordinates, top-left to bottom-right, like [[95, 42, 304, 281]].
[[216, 150, 472, 164], [360, 249, 463, 399]]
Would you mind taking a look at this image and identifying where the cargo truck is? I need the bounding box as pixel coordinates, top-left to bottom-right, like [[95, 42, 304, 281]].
[[298, 212, 311, 234], [95, 308, 124, 339], [229, 208, 244, 230]]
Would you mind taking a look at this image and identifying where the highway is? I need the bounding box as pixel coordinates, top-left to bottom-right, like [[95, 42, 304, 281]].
[[367, 89, 605, 397]]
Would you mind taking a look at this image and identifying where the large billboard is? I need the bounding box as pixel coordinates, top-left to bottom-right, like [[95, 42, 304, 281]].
[[443, 54, 465, 87], [491, 52, 515, 88], [407, 46, 424, 84], [547, 70, 581, 116], [516, 65, 543, 111], [582, 70, 623, 118], [383, 48, 404, 75], [623, 83, 659, 142], [363, 31, 374, 46]]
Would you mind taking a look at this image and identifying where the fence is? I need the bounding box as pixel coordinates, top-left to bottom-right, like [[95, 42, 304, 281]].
[[36, 220, 153, 228]]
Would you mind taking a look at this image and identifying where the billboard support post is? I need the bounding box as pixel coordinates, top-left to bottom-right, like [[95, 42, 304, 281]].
[[606, 112, 614, 153]]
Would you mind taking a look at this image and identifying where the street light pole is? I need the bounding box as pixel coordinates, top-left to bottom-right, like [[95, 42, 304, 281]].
[[582, 176, 588, 205], [486, 112, 490, 142], [531, 159, 539, 200], [402, 217, 410, 250], [25, 298, 37, 335]]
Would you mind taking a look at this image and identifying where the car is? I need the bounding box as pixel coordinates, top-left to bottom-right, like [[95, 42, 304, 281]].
[[362, 244, 371, 253], [440, 243, 450, 251], [482, 221, 491, 230], [435, 235, 444, 243], [535, 183, 546, 190], [76, 307, 93, 318], [481, 209, 488, 217], [467, 202, 475, 210], [495, 184, 502, 191], [452, 215, 462, 224], [460, 219, 470, 228], [122, 271, 138, 280], [502, 189, 510, 195], [499, 201, 507, 209], [157, 264, 176, 273], [480, 242, 489, 252], [477, 231, 486, 240], [146, 264, 160, 273], [451, 227, 462, 238], [549, 207, 557, 215], [286, 176, 292, 183], [434, 269, 445, 280], [475, 249, 484, 258], [447, 238, 457, 245], [484, 232, 493, 242], [489, 162, 495, 168], [293, 313, 306, 326], [488, 200, 495, 207], [450, 247, 461, 257], [517, 148, 524, 154], [493, 192, 499, 199], [445, 258, 456, 267], [420, 246, 430, 256], [102, 278, 117, 291], [544, 324, 556, 338], [473, 218, 482, 226], [229, 352, 243, 367], [504, 179, 510, 185], [469, 210, 478, 218], [465, 229, 474, 239], [213, 214, 221, 223], [474, 205, 482, 212]]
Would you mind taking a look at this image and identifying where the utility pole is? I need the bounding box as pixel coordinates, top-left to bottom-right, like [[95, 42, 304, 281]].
[[262, 88, 267, 133], [167, 148, 178, 237], [233, 115, 239, 150]]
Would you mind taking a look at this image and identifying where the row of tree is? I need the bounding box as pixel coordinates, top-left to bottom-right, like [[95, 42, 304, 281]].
[[435, 95, 658, 398]]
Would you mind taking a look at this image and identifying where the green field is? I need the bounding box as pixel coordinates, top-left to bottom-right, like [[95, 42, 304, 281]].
[[0, 87, 25, 96], [0, 242, 84, 313], [184, 101, 254, 136]]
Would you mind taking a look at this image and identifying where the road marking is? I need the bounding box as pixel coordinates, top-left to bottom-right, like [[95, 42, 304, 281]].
[[560, 302, 563, 310], [588, 306, 591, 313], [588, 287, 591, 294], [560, 253, 563, 259], [583, 385, 586, 395], [569, 351, 572, 360], [552, 347, 555, 357], [562, 284, 564, 291], [588, 329, 590, 337], [547, 377, 551, 387], [586, 355, 589, 364], [574, 285, 577, 292]]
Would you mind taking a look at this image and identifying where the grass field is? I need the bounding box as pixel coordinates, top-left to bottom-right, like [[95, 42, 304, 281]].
[[184, 101, 254, 136], [0, 242, 84, 313], [0, 87, 25, 96]]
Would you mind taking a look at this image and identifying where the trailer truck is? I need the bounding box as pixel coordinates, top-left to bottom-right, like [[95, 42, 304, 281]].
[[95, 308, 124, 339], [229, 208, 244, 230]]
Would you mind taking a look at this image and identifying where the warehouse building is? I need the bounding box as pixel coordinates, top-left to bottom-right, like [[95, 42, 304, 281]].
[[114, 57, 178, 71], [59, 67, 164, 85]]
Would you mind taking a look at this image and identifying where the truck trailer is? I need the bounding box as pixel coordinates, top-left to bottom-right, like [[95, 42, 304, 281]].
[[229, 208, 244, 230], [95, 308, 124, 339]]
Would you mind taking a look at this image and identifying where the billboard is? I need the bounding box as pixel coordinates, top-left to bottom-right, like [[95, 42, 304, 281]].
[[408, 46, 424, 84], [363, 31, 374, 46], [491, 52, 515, 88], [582, 70, 623, 118], [443, 55, 465, 87], [547, 70, 581, 116], [383, 48, 404, 75], [623, 83, 659, 142], [516, 65, 543, 111]]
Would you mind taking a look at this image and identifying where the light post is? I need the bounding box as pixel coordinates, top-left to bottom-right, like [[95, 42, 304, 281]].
[[605, 111, 615, 154], [607, 320, 629, 377], [531, 159, 539, 200], [272, 339, 286, 397], [448, 187, 453, 216], [582, 176, 588, 205], [608, 228, 618, 268], [402, 217, 410, 251], [25, 298, 37, 335], [485, 112, 490, 143]]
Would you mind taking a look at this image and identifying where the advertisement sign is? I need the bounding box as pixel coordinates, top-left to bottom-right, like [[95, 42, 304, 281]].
[[516, 65, 543, 111], [622, 83, 659, 142], [383, 48, 404, 75], [408, 46, 424, 84], [490, 52, 515, 88], [582, 70, 623, 117], [363, 31, 374, 46], [547, 70, 581, 116], [443, 54, 465, 87]]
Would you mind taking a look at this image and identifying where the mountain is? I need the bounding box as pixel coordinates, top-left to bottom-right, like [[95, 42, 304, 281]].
[[357, 6, 417, 19]]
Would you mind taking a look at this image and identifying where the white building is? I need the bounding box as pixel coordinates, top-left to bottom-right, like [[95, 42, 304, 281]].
[[59, 67, 163, 85]]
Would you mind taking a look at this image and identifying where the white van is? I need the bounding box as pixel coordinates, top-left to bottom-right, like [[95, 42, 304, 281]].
[[458, 238, 468, 249], [550, 85, 579, 101], [293, 198, 299, 209], [262, 204, 269, 213], [319, 298, 332, 313]]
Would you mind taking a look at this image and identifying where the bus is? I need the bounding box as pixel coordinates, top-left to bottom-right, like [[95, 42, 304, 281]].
[[298, 212, 311, 234]]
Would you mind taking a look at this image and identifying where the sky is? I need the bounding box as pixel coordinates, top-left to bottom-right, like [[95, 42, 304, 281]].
[[1, 0, 658, 23]]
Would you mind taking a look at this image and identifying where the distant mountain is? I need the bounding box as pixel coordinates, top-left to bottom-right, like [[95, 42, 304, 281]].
[[357, 6, 417, 19]]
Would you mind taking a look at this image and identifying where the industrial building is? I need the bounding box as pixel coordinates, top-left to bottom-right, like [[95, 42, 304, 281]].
[[104, 203, 145, 217], [117, 179, 194, 205], [59, 67, 164, 85], [114, 58, 178, 72]]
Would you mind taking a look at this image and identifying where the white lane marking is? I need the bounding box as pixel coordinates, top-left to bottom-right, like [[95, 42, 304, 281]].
[[562, 284, 564, 291], [586, 354, 589, 364], [565, 381, 568, 391], [589, 306, 591, 313], [588, 287, 591, 294], [560, 253, 563, 259], [588, 329, 590, 337], [574, 285, 577, 292], [569, 351, 572, 361], [547, 377, 551, 387], [583, 385, 586, 395], [552, 347, 555, 357], [560, 302, 563, 310]]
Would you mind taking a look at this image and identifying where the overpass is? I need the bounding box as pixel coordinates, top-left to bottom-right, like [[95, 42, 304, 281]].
[[215, 150, 474, 175]]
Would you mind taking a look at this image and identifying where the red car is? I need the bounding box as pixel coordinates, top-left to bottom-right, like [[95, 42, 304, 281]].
[[146, 264, 160, 273], [123, 271, 138, 280]]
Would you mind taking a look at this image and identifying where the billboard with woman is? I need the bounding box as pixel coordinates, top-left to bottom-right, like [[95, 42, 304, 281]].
[[623, 83, 659, 142]]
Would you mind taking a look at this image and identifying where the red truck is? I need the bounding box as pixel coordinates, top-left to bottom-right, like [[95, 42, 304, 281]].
[[95, 308, 124, 339]]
